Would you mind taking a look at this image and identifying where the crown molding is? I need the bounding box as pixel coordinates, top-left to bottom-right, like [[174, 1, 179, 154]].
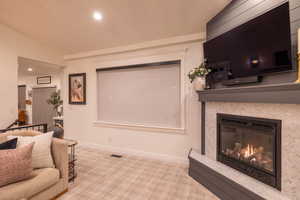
[[64, 33, 205, 61]]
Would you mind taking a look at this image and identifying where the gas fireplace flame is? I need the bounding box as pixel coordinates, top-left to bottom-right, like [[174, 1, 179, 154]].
[[244, 144, 255, 158], [223, 142, 273, 172]]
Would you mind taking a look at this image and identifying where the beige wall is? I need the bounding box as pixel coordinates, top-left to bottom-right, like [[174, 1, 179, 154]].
[[0, 24, 64, 128], [64, 41, 203, 162]]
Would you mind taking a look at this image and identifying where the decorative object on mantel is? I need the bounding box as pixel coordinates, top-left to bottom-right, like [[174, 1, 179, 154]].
[[188, 62, 211, 91], [296, 29, 300, 83]]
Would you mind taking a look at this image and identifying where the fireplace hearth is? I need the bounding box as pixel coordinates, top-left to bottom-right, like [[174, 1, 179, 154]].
[[217, 114, 281, 190]]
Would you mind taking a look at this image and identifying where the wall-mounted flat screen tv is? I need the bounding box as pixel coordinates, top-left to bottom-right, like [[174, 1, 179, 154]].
[[204, 2, 292, 80]]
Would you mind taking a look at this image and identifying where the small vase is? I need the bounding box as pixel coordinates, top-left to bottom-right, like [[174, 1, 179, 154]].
[[193, 77, 206, 91]]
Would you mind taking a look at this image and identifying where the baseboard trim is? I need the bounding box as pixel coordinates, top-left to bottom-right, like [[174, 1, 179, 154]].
[[79, 142, 189, 165]]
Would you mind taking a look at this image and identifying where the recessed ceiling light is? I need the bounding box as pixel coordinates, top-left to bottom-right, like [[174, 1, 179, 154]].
[[93, 11, 103, 21], [27, 68, 33, 72]]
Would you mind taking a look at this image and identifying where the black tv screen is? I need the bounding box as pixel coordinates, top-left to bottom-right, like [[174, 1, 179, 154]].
[[204, 2, 292, 80]]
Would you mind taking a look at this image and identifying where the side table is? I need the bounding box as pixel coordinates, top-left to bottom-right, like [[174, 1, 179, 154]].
[[64, 139, 78, 182]]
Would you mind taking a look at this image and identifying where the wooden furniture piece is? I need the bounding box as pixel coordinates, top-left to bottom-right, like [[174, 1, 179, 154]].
[[64, 139, 78, 182]]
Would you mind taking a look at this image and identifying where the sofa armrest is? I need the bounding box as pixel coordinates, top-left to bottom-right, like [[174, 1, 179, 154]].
[[51, 138, 69, 184]]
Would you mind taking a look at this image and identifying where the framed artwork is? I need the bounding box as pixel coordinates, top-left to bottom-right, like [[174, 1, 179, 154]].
[[69, 73, 86, 104], [37, 76, 51, 85]]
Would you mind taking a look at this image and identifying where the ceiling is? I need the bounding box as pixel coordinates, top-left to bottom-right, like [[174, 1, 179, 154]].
[[0, 0, 230, 54], [18, 57, 63, 77]]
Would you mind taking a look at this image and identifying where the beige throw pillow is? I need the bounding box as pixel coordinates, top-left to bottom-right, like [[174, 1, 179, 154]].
[[8, 132, 54, 169], [0, 143, 34, 187]]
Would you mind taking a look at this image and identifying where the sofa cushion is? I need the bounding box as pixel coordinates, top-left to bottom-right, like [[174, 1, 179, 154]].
[[0, 138, 18, 150], [8, 132, 55, 169], [0, 143, 34, 187], [0, 168, 60, 200]]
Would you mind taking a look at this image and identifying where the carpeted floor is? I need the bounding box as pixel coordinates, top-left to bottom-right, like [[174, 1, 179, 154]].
[[59, 146, 219, 200]]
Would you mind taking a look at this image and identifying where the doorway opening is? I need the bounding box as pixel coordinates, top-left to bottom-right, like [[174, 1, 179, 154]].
[[17, 57, 64, 131]]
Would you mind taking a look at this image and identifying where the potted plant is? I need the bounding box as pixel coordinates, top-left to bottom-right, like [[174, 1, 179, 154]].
[[188, 62, 211, 91], [47, 90, 63, 117]]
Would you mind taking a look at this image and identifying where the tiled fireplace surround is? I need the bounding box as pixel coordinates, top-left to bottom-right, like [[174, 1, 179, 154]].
[[198, 102, 300, 200]]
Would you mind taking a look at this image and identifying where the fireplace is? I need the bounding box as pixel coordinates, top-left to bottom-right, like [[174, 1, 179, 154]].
[[217, 114, 281, 190]]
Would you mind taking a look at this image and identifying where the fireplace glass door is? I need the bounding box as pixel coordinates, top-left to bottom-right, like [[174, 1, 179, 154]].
[[220, 122, 275, 173], [217, 114, 281, 190]]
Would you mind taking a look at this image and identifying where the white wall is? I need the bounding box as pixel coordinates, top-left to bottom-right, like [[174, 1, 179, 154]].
[[0, 24, 64, 128], [64, 41, 203, 162]]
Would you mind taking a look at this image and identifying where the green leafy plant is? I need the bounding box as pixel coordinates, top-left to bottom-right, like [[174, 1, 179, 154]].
[[188, 62, 211, 83], [47, 90, 63, 116]]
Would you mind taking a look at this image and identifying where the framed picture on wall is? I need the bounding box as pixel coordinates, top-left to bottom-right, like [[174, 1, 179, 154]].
[[69, 73, 86, 105], [37, 76, 51, 85]]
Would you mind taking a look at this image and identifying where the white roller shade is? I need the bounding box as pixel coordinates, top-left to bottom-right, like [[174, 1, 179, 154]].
[[97, 61, 181, 128]]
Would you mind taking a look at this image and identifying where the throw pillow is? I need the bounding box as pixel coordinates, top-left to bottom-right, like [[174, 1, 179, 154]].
[[0, 138, 18, 150], [8, 132, 54, 169], [0, 143, 34, 187]]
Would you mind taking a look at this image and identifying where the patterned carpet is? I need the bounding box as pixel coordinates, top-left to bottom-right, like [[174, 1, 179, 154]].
[[59, 146, 219, 200]]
